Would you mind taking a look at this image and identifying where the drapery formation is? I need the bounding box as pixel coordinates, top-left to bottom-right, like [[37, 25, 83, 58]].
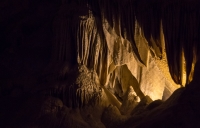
[[58, 0, 200, 86], [53, 4, 109, 85], [136, 0, 200, 85]]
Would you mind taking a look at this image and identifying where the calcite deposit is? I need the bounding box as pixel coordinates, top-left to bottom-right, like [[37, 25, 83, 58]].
[[0, 0, 200, 127]]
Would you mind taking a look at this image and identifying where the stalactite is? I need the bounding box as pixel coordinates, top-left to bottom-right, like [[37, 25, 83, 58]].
[[162, 4, 179, 84], [48, 0, 200, 109], [160, 0, 200, 85], [46, 65, 101, 108]]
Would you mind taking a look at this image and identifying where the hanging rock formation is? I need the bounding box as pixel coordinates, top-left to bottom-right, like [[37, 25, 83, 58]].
[[0, 0, 200, 127]]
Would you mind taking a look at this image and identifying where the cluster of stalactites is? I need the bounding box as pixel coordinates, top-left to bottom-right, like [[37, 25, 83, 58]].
[[161, 0, 199, 85], [60, 0, 145, 65], [111, 0, 199, 85], [46, 65, 103, 108], [102, 0, 200, 86], [58, 0, 200, 85]]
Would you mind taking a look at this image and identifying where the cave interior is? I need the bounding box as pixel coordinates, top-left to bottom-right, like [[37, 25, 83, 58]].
[[0, 0, 200, 127]]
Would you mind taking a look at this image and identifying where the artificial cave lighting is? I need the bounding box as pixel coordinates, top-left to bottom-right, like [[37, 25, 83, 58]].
[[0, 0, 200, 127]]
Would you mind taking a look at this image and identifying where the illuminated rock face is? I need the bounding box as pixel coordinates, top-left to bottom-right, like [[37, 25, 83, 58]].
[[0, 0, 200, 127], [51, 1, 179, 105]]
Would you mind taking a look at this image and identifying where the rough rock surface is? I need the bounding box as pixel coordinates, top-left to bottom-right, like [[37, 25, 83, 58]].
[[0, 0, 200, 128]]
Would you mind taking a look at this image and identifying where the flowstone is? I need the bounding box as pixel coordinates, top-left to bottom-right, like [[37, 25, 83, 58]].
[[47, 65, 103, 108]]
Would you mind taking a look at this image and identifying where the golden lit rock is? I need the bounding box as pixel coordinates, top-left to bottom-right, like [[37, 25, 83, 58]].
[[0, 0, 199, 127]]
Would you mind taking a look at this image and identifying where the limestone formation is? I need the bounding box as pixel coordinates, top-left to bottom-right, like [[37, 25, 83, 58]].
[[0, 0, 200, 127]]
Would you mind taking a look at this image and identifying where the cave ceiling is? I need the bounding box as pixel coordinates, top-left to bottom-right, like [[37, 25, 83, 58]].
[[0, 0, 200, 127], [0, 0, 199, 105]]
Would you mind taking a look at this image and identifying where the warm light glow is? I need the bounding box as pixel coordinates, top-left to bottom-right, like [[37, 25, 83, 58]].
[[181, 47, 186, 86], [187, 47, 197, 84]]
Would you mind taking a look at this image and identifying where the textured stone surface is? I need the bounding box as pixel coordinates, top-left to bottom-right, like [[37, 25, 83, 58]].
[[0, 0, 200, 127]]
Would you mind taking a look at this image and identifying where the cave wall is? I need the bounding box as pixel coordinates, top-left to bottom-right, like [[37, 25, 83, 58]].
[[49, 0, 181, 102], [0, 0, 200, 127], [0, 0, 179, 101]]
